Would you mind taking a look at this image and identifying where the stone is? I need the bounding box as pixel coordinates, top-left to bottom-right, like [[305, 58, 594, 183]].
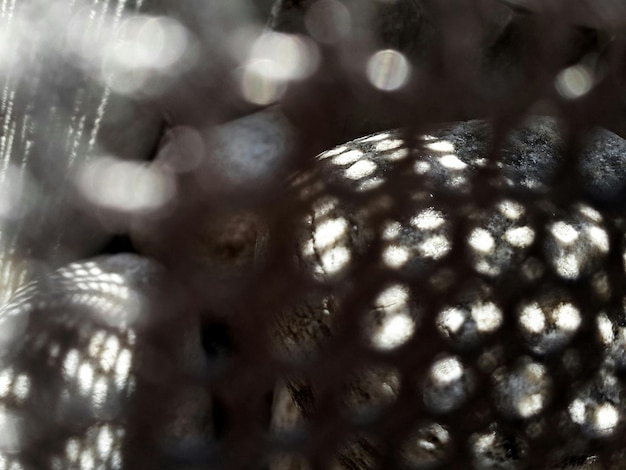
[[271, 116, 626, 468], [0, 254, 208, 468]]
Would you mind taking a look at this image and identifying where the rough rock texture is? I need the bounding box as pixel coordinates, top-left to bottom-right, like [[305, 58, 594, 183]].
[[271, 116, 626, 468]]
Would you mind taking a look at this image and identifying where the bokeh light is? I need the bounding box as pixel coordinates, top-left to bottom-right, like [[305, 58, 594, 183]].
[[366, 49, 410, 91], [239, 32, 319, 105], [555, 64, 594, 99], [76, 156, 175, 214]]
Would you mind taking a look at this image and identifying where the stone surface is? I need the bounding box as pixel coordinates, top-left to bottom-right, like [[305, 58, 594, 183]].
[[0, 254, 207, 468], [271, 116, 626, 468]]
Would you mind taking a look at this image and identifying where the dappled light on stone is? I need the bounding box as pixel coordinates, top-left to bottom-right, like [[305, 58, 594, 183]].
[[299, 198, 353, 280], [399, 423, 451, 468], [0, 255, 198, 467], [493, 360, 550, 419], [381, 208, 451, 269], [518, 294, 582, 354], [3, 1, 626, 463], [423, 356, 473, 413], [55, 424, 124, 470], [277, 116, 626, 468], [546, 207, 609, 280], [437, 298, 503, 346], [365, 284, 416, 351], [568, 372, 624, 438]]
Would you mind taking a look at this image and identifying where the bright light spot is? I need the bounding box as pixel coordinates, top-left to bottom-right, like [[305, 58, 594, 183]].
[[431, 357, 463, 384], [358, 177, 384, 192], [78, 363, 95, 395], [578, 204, 602, 222], [504, 226, 535, 248], [386, 148, 409, 161], [357, 176, 385, 191], [121, 16, 188, 69], [97, 425, 116, 456], [63, 349, 81, 378], [520, 303, 545, 333], [76, 157, 175, 213], [472, 302, 503, 332], [555, 64, 594, 99], [474, 432, 496, 452], [366, 49, 410, 91], [551, 221, 579, 245], [13, 374, 29, 401], [504, 362, 549, 418], [382, 221, 402, 240], [375, 139, 403, 152], [101, 15, 191, 94], [311, 197, 339, 218], [114, 349, 132, 389], [80, 449, 95, 469], [317, 246, 351, 275], [320, 145, 348, 159], [438, 307, 466, 335], [518, 393, 544, 418], [586, 226, 609, 252], [569, 399, 586, 424], [597, 314, 614, 344], [469, 228, 495, 253], [555, 254, 581, 279], [553, 303, 581, 332], [99, 336, 121, 372], [305, 0, 352, 43], [240, 59, 288, 105], [593, 403, 619, 435], [88, 331, 107, 357], [372, 285, 415, 350], [377, 284, 409, 307], [313, 217, 348, 249], [66, 438, 80, 462], [0, 369, 12, 397], [419, 235, 451, 259], [332, 149, 363, 165], [498, 201, 524, 220], [374, 313, 415, 350], [93, 377, 108, 409], [414, 161, 431, 174], [438, 154, 467, 170], [248, 32, 318, 81], [344, 159, 377, 180], [383, 245, 410, 268], [411, 208, 445, 230], [425, 140, 455, 153]]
